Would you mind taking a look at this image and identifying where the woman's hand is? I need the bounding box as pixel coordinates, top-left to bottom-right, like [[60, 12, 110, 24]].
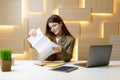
[[52, 46, 62, 53], [29, 28, 37, 36]]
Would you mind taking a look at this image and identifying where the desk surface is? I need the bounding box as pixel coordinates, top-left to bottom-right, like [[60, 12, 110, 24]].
[[0, 60, 120, 80]]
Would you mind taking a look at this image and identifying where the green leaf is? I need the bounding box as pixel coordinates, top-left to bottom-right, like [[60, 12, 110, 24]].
[[0, 49, 12, 60]]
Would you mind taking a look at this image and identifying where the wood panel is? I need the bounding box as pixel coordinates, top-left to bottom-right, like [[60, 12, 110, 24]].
[[59, 8, 91, 21], [65, 22, 80, 38], [28, 0, 44, 12], [0, 25, 25, 53], [85, 0, 113, 13], [110, 35, 120, 60], [0, 0, 21, 25], [53, 0, 78, 8], [104, 22, 119, 39]]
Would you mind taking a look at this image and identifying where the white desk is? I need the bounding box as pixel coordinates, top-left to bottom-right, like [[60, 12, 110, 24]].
[[0, 60, 120, 80]]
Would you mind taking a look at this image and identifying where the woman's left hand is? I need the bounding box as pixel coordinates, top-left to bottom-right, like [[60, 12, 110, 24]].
[[52, 46, 62, 53]]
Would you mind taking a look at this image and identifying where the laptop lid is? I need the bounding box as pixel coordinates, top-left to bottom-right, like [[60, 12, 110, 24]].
[[86, 45, 112, 68]]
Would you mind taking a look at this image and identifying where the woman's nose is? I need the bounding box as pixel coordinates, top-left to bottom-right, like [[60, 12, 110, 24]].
[[51, 27, 55, 31]]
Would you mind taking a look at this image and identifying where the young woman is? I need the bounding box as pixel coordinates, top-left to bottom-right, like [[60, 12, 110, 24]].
[[29, 15, 75, 62]]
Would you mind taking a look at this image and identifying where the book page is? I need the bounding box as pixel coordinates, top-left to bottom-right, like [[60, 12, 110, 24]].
[[27, 28, 59, 61]]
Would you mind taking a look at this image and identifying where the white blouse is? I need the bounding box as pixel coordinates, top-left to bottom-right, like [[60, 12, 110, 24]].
[[56, 37, 61, 44]]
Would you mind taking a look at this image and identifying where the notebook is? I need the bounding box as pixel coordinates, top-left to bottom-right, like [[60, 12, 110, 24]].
[[74, 45, 113, 68], [52, 66, 78, 72]]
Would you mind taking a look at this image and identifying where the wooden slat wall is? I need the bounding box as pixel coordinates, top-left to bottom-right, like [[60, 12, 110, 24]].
[[1, 0, 120, 60]]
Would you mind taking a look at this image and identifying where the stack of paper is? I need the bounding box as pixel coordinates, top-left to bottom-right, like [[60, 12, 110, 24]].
[[28, 28, 59, 62], [35, 61, 66, 68]]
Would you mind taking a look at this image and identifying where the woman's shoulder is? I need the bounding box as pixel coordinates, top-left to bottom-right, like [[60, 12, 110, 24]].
[[65, 35, 75, 41]]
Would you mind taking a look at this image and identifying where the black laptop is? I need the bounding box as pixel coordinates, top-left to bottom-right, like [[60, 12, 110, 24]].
[[74, 45, 113, 68]]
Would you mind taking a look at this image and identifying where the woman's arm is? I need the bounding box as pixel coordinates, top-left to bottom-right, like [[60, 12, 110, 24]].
[[61, 37, 75, 62]]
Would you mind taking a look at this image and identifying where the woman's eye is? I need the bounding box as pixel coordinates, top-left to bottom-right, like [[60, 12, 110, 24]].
[[53, 24, 57, 27], [49, 23, 58, 30]]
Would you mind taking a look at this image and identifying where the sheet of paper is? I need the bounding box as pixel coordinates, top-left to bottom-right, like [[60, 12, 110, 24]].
[[28, 28, 59, 61]]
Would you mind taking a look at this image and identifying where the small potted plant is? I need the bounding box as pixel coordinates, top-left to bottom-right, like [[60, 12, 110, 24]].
[[0, 49, 12, 72]]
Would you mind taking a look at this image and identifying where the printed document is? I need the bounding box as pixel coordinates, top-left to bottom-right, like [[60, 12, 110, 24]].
[[27, 28, 59, 62]]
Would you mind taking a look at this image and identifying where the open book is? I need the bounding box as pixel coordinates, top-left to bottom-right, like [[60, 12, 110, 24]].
[[27, 28, 59, 62]]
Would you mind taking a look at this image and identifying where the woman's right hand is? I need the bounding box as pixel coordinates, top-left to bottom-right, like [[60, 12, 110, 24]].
[[29, 28, 37, 36], [52, 46, 62, 53]]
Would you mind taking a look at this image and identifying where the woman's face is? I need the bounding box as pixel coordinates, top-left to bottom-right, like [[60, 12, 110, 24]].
[[48, 22, 62, 35]]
